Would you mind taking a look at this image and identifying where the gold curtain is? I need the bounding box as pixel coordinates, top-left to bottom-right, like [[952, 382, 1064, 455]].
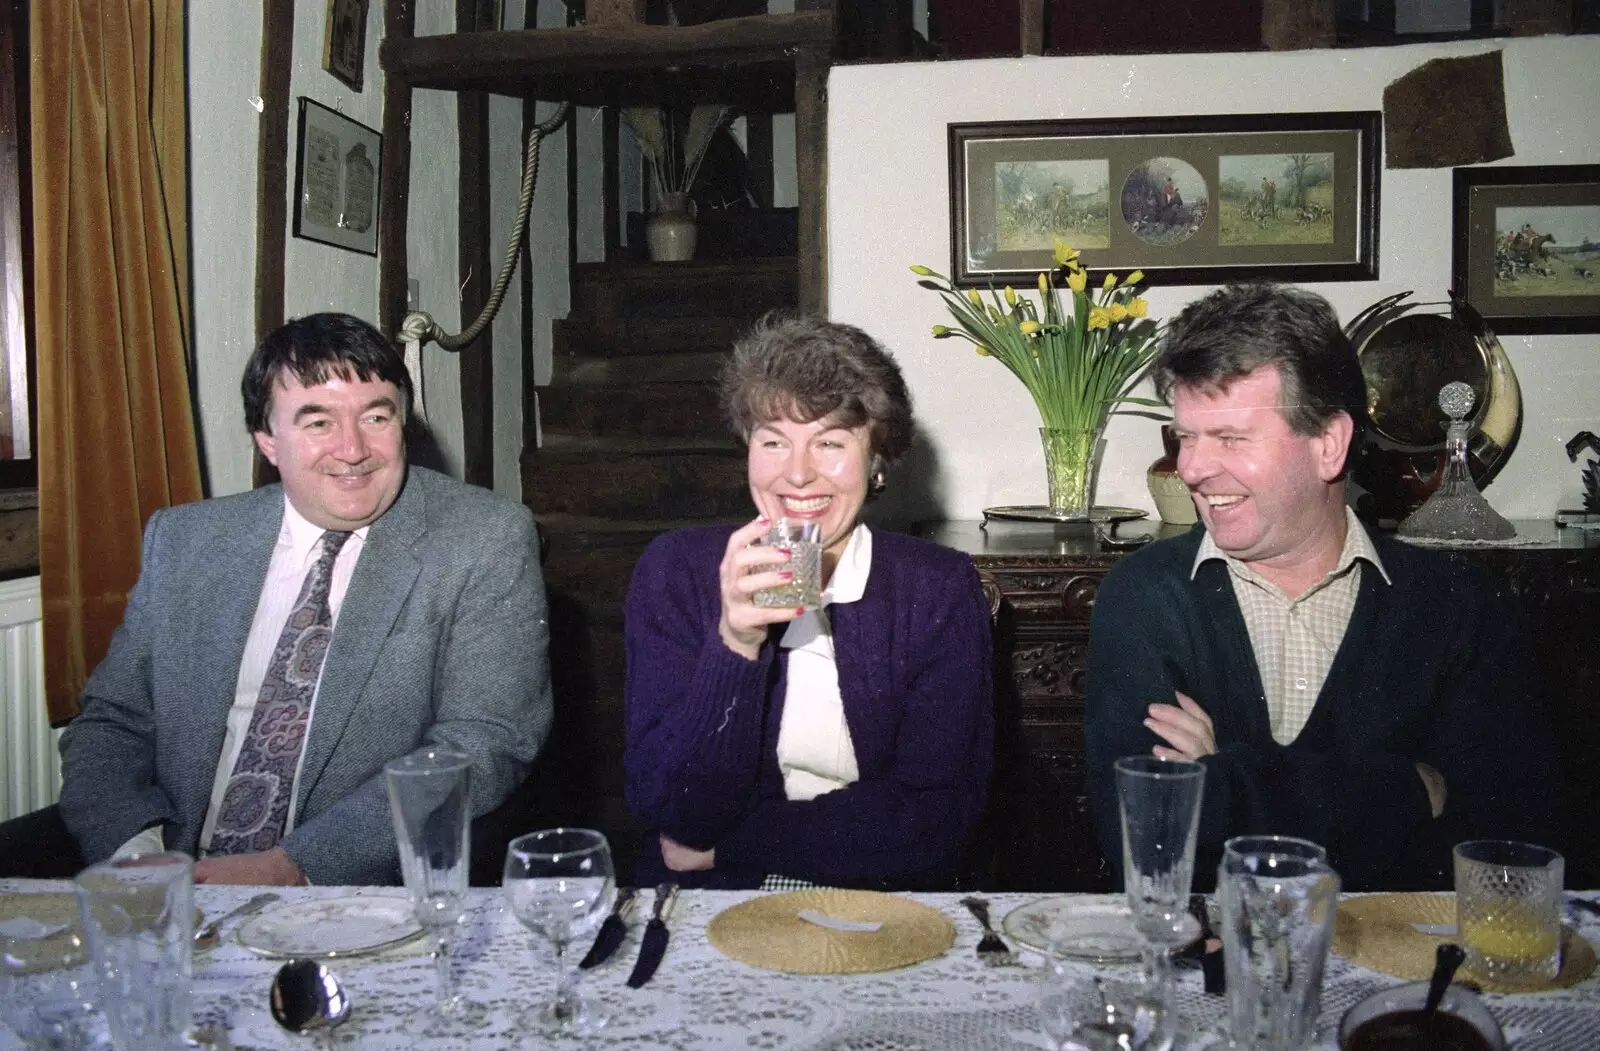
[[33, 0, 202, 724]]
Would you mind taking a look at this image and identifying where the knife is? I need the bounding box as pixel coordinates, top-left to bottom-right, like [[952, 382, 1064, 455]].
[[578, 886, 638, 969], [625, 882, 679, 989]]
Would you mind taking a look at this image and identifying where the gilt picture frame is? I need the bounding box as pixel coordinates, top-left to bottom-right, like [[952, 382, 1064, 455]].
[[292, 98, 381, 256], [949, 112, 1381, 288], [1452, 164, 1600, 335]]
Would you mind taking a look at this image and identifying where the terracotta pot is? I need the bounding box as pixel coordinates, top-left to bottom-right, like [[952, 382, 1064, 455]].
[[646, 191, 697, 262], [1147, 424, 1197, 525]]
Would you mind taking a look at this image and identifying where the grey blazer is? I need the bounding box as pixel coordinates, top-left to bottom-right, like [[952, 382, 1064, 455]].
[[58, 466, 553, 885]]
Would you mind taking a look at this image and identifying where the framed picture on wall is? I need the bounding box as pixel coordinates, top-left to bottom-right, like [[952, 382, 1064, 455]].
[[948, 112, 1381, 287], [292, 97, 381, 256], [1452, 164, 1600, 335], [322, 0, 371, 92]]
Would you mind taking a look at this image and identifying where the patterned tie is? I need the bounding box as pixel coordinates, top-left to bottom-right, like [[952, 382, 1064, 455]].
[[209, 530, 352, 855]]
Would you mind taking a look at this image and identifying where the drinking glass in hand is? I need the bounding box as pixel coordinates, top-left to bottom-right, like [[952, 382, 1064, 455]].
[[385, 747, 485, 1030], [750, 518, 823, 610], [503, 829, 616, 1033], [1114, 755, 1206, 1051]]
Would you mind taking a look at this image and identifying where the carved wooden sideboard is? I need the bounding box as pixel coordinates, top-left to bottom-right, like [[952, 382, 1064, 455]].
[[919, 518, 1600, 893]]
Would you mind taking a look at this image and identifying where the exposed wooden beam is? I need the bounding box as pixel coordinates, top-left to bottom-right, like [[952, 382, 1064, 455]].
[[253, 0, 293, 342], [1498, 0, 1576, 34], [378, 0, 416, 339], [380, 11, 833, 95], [457, 0, 495, 489], [1019, 0, 1045, 56], [588, 0, 647, 23], [252, 0, 294, 489], [1262, 0, 1334, 49], [794, 49, 827, 317]]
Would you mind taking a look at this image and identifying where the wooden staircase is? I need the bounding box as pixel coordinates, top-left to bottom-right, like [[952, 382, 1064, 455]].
[[522, 256, 798, 880]]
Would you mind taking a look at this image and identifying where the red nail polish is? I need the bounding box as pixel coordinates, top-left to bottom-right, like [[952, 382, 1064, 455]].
[[779, 571, 794, 581]]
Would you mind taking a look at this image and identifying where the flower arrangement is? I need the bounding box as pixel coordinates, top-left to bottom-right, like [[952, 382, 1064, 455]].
[[912, 240, 1163, 515], [622, 104, 729, 201]]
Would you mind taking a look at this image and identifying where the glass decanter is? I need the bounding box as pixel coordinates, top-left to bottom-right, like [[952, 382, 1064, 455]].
[[1397, 381, 1516, 541]]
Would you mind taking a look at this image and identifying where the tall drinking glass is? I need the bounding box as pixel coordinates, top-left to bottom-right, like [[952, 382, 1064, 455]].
[[502, 829, 615, 1034], [1114, 755, 1206, 1051], [1, 930, 105, 1050], [1217, 835, 1340, 1051], [385, 747, 485, 1030], [74, 851, 194, 1051]]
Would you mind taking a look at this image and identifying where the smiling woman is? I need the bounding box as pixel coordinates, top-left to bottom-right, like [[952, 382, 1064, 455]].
[[622, 315, 995, 892]]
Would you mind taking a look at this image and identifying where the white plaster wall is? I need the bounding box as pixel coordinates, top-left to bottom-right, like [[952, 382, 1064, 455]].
[[828, 36, 1600, 525], [187, 2, 267, 496]]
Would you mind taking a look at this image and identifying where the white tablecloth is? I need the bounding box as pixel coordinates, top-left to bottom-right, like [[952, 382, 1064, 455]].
[[4, 881, 1598, 1050]]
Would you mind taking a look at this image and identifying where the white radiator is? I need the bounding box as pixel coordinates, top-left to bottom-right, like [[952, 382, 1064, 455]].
[[0, 576, 58, 822]]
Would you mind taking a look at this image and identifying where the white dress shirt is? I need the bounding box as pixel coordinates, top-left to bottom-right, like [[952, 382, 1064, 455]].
[[115, 498, 367, 858], [774, 524, 872, 802]]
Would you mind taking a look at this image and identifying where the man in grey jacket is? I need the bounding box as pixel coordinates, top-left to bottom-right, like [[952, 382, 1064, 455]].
[[12, 312, 551, 885]]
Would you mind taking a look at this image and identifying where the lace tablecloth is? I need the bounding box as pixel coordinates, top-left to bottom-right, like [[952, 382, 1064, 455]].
[[4, 882, 1598, 1050]]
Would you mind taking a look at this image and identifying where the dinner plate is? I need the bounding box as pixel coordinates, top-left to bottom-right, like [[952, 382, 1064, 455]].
[[1003, 897, 1187, 963], [235, 895, 423, 959]]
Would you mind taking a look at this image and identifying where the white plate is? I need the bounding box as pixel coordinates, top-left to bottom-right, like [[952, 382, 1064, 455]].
[[1003, 898, 1196, 963], [235, 895, 423, 959]]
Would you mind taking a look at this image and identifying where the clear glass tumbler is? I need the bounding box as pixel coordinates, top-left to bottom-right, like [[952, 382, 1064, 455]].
[[1217, 835, 1340, 1051], [74, 851, 194, 1050], [1454, 839, 1563, 987], [750, 518, 823, 610]]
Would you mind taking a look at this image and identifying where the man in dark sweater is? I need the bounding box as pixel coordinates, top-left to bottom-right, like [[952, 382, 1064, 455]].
[[1085, 284, 1556, 890]]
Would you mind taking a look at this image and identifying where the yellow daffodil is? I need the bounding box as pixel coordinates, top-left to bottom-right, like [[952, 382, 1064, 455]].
[[1109, 303, 1128, 322], [910, 264, 936, 276], [1019, 320, 1041, 335], [967, 289, 982, 307], [1126, 270, 1145, 286], [1087, 307, 1112, 330], [1127, 298, 1148, 318], [932, 324, 950, 336], [1103, 273, 1118, 291], [1067, 268, 1087, 294], [1004, 286, 1018, 306], [1053, 239, 1080, 267], [1038, 272, 1051, 297]]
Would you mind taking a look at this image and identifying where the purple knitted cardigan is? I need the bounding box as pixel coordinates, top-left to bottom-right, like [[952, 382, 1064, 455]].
[[624, 524, 994, 889]]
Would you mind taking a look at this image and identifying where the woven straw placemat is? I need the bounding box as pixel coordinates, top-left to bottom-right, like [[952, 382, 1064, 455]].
[[1331, 892, 1595, 992], [0, 892, 85, 974], [707, 889, 954, 974]]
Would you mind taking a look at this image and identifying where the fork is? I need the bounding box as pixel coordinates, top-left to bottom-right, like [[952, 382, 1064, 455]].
[[959, 896, 1021, 966]]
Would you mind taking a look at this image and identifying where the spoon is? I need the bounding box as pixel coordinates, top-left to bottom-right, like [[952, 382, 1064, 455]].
[[1422, 942, 1467, 1025], [270, 958, 352, 1047], [194, 891, 280, 950]]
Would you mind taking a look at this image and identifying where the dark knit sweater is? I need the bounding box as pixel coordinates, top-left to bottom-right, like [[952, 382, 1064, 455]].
[[1085, 523, 1556, 891], [624, 524, 994, 889]]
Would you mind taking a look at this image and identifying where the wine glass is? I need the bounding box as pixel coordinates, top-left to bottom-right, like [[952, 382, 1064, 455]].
[[384, 747, 486, 1030], [1114, 755, 1206, 1051], [502, 828, 616, 1034]]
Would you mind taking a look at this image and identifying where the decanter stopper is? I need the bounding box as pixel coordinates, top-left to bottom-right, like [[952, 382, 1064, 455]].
[[1396, 382, 1516, 541]]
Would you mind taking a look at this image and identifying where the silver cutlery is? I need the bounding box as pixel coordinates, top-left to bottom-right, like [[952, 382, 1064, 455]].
[[959, 895, 1021, 967], [194, 891, 280, 950], [270, 957, 351, 1049]]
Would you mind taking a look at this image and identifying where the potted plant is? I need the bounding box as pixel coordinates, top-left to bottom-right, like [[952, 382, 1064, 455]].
[[622, 104, 728, 262], [912, 240, 1163, 517]]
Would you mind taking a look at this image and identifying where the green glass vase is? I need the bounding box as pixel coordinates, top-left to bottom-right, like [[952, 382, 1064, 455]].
[[1040, 427, 1099, 517]]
